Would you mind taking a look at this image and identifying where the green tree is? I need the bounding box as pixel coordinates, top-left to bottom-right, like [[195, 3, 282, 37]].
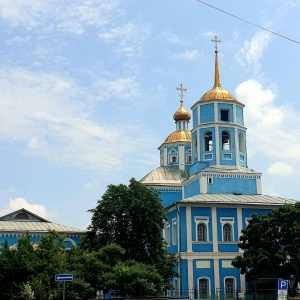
[[232, 203, 300, 289], [82, 178, 177, 293]]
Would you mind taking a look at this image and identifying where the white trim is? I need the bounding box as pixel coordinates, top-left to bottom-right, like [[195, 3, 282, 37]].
[[195, 216, 209, 242], [63, 237, 76, 248], [220, 217, 235, 242], [224, 276, 236, 297], [186, 206, 192, 252], [198, 276, 211, 297], [165, 222, 170, 246], [172, 218, 177, 245]]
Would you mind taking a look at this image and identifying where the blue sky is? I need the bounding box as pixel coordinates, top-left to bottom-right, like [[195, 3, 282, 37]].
[[0, 0, 299, 229]]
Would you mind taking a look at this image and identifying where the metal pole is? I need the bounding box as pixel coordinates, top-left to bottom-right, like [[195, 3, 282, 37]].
[[63, 281, 65, 300]]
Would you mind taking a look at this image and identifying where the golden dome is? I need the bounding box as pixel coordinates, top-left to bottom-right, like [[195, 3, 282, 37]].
[[164, 130, 191, 144], [200, 47, 237, 103], [200, 86, 236, 102], [173, 104, 191, 121]]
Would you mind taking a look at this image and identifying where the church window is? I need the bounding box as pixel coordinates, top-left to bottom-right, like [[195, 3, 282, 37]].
[[239, 132, 245, 152], [222, 131, 231, 150], [220, 109, 230, 121], [198, 277, 210, 299], [165, 222, 170, 246], [204, 131, 213, 151], [223, 223, 233, 242], [208, 176, 213, 184], [224, 277, 235, 298], [197, 223, 207, 241], [169, 149, 178, 164], [15, 213, 29, 220], [172, 219, 177, 245], [195, 217, 209, 242], [186, 150, 191, 163]]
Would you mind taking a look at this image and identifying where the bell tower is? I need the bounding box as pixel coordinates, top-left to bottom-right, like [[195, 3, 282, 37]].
[[190, 36, 248, 176]]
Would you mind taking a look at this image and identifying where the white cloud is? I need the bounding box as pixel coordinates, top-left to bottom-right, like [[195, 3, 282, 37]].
[[98, 22, 150, 57], [0, 67, 153, 174], [267, 161, 295, 176], [236, 79, 300, 165], [236, 31, 272, 71], [0, 0, 121, 34], [0, 198, 52, 219], [84, 181, 100, 190], [170, 50, 203, 60], [94, 77, 141, 100]]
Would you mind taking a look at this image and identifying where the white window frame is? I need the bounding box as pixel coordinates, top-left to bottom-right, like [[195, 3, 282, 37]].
[[207, 176, 213, 184], [198, 276, 211, 299], [172, 218, 177, 245], [165, 222, 170, 246], [195, 216, 209, 242], [220, 217, 234, 242], [168, 149, 178, 164], [224, 276, 236, 298]]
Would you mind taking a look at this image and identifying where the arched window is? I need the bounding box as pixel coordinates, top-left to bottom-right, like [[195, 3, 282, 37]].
[[239, 132, 245, 152], [225, 277, 235, 298], [199, 277, 210, 299], [222, 131, 230, 150], [223, 223, 232, 242], [204, 131, 213, 151], [169, 149, 177, 164], [15, 213, 29, 220], [197, 223, 207, 241]]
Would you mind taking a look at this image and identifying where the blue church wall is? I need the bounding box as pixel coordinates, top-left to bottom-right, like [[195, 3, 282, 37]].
[[218, 103, 233, 122], [200, 103, 214, 124], [193, 107, 199, 128], [190, 161, 208, 176], [160, 190, 182, 208], [191, 206, 213, 252], [167, 209, 178, 252], [184, 179, 200, 198], [180, 206, 187, 252], [242, 208, 271, 228], [219, 126, 236, 166], [0, 234, 80, 249], [216, 207, 237, 240], [207, 177, 257, 194], [181, 259, 189, 291], [236, 105, 244, 125], [191, 207, 212, 240], [193, 259, 215, 291], [219, 260, 241, 290]]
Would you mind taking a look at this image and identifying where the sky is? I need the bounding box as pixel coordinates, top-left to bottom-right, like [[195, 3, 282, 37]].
[[0, 0, 299, 229]]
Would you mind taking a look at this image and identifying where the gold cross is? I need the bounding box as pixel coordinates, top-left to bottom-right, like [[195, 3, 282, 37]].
[[211, 35, 221, 50], [176, 83, 187, 104]]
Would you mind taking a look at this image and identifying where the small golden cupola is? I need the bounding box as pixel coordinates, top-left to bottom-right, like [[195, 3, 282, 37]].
[[164, 84, 191, 144], [200, 36, 236, 102]]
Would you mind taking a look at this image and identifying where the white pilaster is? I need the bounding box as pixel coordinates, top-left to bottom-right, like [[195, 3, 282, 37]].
[[211, 206, 218, 252], [200, 175, 207, 193], [179, 145, 184, 170], [186, 206, 192, 252]]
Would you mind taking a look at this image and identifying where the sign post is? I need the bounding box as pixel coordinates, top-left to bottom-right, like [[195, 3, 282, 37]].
[[278, 279, 288, 300], [55, 274, 73, 300]]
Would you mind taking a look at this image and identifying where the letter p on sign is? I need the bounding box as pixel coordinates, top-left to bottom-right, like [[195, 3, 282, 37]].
[[278, 280, 288, 290]]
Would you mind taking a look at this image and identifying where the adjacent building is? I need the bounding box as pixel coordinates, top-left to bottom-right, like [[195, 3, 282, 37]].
[[0, 208, 85, 249]]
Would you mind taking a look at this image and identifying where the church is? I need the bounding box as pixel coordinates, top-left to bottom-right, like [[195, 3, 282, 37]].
[[140, 37, 296, 298]]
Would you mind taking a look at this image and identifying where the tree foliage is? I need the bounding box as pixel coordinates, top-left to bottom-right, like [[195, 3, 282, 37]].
[[82, 178, 178, 292], [232, 202, 300, 286]]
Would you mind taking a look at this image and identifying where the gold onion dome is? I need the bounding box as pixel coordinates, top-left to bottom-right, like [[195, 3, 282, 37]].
[[173, 103, 191, 121], [200, 38, 236, 102], [164, 130, 191, 144]]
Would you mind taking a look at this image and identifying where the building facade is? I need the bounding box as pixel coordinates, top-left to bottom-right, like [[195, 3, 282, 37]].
[[0, 208, 85, 249], [140, 40, 296, 298]]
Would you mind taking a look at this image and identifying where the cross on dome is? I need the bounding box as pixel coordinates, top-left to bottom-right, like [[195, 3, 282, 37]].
[[211, 35, 221, 51], [176, 83, 187, 105]]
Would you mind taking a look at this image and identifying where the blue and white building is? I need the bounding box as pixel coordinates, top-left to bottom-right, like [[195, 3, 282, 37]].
[[0, 208, 85, 249], [140, 42, 296, 297]]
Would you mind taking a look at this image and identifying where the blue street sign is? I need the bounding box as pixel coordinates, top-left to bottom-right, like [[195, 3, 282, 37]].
[[278, 279, 289, 290], [55, 274, 73, 282]]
